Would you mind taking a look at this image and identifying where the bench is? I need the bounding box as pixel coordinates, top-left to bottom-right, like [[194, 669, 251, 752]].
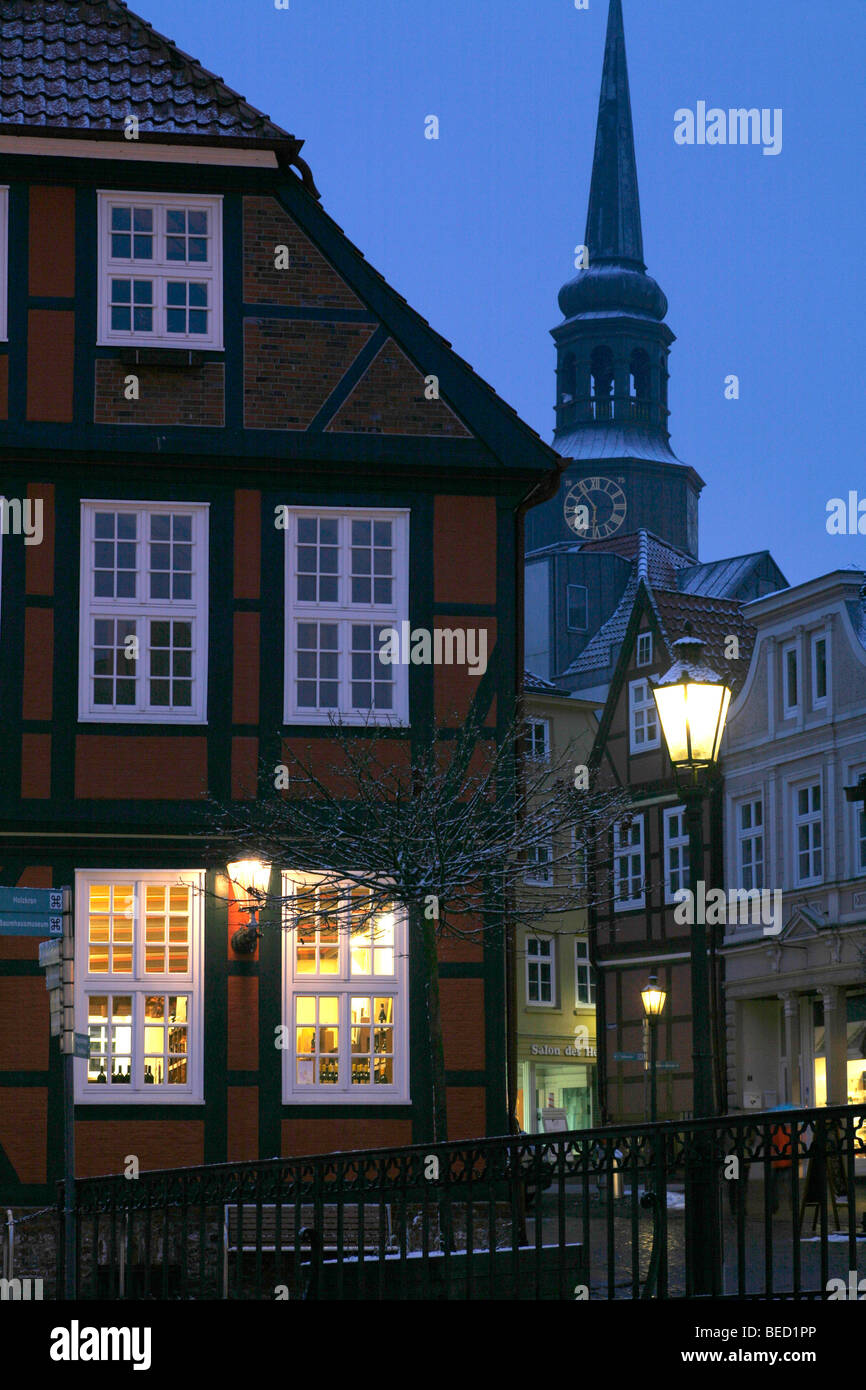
[[222, 1203, 394, 1297]]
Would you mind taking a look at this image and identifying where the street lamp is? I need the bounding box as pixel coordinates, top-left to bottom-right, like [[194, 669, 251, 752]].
[[641, 974, 667, 1123], [227, 859, 272, 954], [651, 628, 733, 1297]]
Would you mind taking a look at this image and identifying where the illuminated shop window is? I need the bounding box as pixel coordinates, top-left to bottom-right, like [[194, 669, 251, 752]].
[[283, 874, 408, 1102], [75, 871, 204, 1103]]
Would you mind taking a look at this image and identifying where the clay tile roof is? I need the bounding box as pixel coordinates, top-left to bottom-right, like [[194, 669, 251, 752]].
[[0, 0, 293, 141], [523, 668, 561, 694], [651, 589, 755, 692]]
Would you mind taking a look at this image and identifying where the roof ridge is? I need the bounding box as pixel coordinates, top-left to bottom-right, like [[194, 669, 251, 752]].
[[637, 528, 648, 580]]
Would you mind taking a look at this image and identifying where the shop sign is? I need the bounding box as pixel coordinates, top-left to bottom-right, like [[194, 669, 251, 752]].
[[530, 1041, 597, 1058]]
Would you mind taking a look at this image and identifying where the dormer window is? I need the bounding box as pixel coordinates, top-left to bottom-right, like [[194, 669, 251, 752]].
[[97, 193, 223, 349]]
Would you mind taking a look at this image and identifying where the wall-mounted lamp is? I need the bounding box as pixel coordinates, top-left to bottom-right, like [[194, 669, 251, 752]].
[[227, 859, 272, 954]]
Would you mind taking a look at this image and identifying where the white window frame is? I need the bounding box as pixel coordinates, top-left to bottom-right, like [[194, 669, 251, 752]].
[[0, 187, 8, 341], [793, 780, 823, 887], [848, 765, 866, 876], [525, 935, 556, 1006], [811, 631, 828, 709], [78, 500, 209, 723], [662, 805, 690, 904], [524, 838, 554, 887], [281, 871, 409, 1104], [527, 717, 551, 761], [97, 191, 223, 349], [575, 939, 595, 1006], [736, 797, 764, 892], [74, 869, 205, 1105], [782, 641, 799, 717], [567, 584, 588, 633], [613, 815, 645, 911], [636, 631, 653, 668], [283, 507, 409, 726], [629, 678, 659, 752]]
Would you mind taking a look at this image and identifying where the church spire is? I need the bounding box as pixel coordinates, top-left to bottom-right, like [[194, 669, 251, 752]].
[[584, 0, 644, 269]]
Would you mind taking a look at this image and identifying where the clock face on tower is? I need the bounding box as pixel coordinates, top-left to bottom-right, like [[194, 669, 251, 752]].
[[564, 476, 628, 540]]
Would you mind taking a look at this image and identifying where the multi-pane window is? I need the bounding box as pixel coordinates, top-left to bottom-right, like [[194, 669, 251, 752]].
[[282, 874, 408, 1101], [613, 816, 644, 909], [524, 840, 553, 887], [575, 940, 596, 1006], [737, 798, 764, 891], [97, 193, 223, 349], [636, 631, 653, 668], [663, 806, 690, 902], [567, 584, 588, 633], [74, 871, 203, 1102], [794, 783, 823, 885], [629, 678, 659, 752], [526, 936, 555, 1005], [526, 718, 550, 761], [857, 801, 866, 874], [811, 633, 828, 707], [782, 643, 799, 715], [78, 502, 208, 722], [0, 186, 8, 342], [284, 509, 409, 724]]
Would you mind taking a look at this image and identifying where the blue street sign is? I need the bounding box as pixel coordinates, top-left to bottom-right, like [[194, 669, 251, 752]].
[[73, 1034, 90, 1061], [0, 887, 63, 915], [654, 1061, 681, 1070], [614, 1051, 646, 1061], [0, 914, 63, 937]]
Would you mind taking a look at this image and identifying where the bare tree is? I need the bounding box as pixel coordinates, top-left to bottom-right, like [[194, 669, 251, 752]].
[[206, 703, 631, 1143]]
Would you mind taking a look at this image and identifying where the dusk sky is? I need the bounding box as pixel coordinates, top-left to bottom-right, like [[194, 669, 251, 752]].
[[141, 0, 864, 587]]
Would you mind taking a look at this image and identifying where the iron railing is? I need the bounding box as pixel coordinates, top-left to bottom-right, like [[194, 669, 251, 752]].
[[60, 1102, 866, 1300]]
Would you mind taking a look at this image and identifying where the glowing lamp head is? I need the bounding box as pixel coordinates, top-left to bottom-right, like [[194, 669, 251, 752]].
[[651, 632, 732, 771], [227, 859, 272, 906], [641, 975, 667, 1020]]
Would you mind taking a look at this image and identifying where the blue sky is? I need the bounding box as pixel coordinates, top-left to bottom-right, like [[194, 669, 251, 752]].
[[144, 0, 864, 586]]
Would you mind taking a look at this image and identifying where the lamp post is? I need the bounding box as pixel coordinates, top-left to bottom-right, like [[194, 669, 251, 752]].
[[651, 628, 732, 1297], [227, 859, 272, 954], [641, 974, 667, 1123]]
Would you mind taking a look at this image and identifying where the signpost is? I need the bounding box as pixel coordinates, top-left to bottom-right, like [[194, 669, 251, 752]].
[[18, 884, 78, 1297], [0, 887, 63, 936]]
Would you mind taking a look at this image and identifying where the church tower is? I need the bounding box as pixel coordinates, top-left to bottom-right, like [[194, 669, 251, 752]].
[[526, 0, 703, 562]]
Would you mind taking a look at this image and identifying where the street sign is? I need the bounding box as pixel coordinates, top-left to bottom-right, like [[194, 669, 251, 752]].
[[73, 1033, 90, 1060], [614, 1051, 646, 1061], [654, 1061, 681, 1071], [49, 1006, 62, 1038], [0, 887, 63, 915], [44, 963, 63, 991], [0, 914, 62, 937], [39, 939, 62, 968]]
